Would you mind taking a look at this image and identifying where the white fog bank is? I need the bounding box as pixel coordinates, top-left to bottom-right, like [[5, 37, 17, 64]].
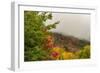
[[46, 13, 90, 41]]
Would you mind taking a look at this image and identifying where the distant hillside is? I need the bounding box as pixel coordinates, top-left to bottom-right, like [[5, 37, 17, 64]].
[[52, 32, 90, 52]]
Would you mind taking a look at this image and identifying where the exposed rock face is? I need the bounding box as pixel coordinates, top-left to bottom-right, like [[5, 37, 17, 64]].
[[52, 32, 90, 52]]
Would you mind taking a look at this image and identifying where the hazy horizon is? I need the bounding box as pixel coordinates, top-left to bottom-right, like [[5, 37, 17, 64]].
[[45, 13, 90, 41]]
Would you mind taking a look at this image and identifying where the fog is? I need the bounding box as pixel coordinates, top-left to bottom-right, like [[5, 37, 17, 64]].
[[45, 13, 90, 41]]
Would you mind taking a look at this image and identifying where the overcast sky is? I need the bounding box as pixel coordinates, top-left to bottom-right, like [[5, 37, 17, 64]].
[[45, 12, 90, 41]]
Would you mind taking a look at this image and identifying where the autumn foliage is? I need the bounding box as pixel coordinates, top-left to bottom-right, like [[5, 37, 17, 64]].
[[24, 11, 90, 61]]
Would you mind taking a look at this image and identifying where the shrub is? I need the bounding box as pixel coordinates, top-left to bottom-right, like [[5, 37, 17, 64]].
[[75, 45, 90, 59]]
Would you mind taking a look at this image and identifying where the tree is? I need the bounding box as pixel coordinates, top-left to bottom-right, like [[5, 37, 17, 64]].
[[24, 11, 59, 61]]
